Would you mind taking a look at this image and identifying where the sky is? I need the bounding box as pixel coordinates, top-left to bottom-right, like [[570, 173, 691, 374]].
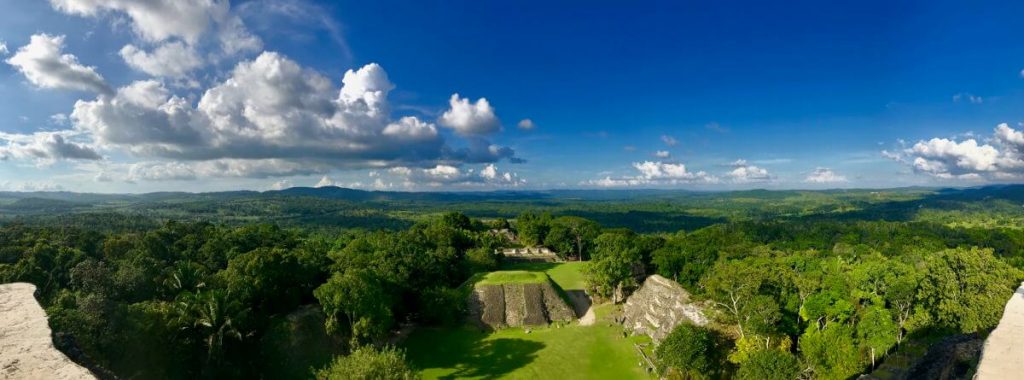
[[2, 0, 1024, 193]]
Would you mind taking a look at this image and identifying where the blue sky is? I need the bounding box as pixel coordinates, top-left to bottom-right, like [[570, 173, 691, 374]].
[[2, 0, 1024, 192]]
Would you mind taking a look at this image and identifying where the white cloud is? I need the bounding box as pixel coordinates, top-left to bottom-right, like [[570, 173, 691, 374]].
[[315, 175, 335, 187], [887, 123, 1024, 180], [120, 158, 323, 182], [439, 94, 500, 135], [0, 41, 7, 55], [0, 131, 101, 164], [51, 0, 222, 44], [517, 119, 535, 130], [6, 34, 111, 95], [726, 160, 773, 183], [269, 179, 293, 190], [661, 135, 678, 146], [0, 181, 64, 192], [120, 42, 203, 78], [584, 160, 716, 187], [910, 138, 998, 173], [654, 150, 670, 158], [66, 54, 518, 170], [389, 164, 524, 187], [50, 0, 261, 59], [804, 167, 848, 183], [50, 113, 69, 126]]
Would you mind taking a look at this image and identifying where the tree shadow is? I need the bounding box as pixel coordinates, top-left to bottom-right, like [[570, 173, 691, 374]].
[[442, 338, 545, 379], [406, 328, 544, 379]]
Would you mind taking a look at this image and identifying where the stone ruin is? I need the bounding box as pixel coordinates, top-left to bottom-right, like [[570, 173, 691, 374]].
[[621, 275, 708, 342], [0, 283, 96, 380], [468, 281, 575, 329], [496, 246, 559, 262]]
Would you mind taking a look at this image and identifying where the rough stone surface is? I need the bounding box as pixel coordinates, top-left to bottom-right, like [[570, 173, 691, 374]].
[[976, 282, 1024, 380], [469, 280, 574, 329], [622, 275, 708, 342], [905, 333, 982, 380], [0, 283, 96, 380]]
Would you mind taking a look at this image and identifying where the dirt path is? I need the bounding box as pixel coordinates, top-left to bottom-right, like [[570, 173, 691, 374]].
[[565, 290, 596, 326], [0, 283, 96, 380]]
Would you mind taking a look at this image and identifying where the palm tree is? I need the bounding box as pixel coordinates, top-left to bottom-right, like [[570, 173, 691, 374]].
[[175, 289, 247, 364]]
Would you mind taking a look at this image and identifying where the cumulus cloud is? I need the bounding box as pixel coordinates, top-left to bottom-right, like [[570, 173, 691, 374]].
[[26, 53, 520, 183], [439, 94, 500, 135], [725, 159, 773, 183], [517, 119, 535, 130], [315, 175, 336, 187], [6, 34, 112, 95], [50, 0, 261, 62], [389, 164, 524, 187], [120, 42, 203, 78], [804, 167, 847, 183], [886, 123, 1024, 180], [0, 131, 101, 163], [67, 54, 518, 170], [654, 150, 670, 158], [121, 158, 326, 182], [0, 41, 7, 55], [268, 179, 293, 190], [661, 135, 678, 146], [584, 161, 716, 187]]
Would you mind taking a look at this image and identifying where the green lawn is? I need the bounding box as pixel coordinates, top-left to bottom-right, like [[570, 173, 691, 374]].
[[405, 322, 649, 380], [405, 263, 650, 380], [474, 271, 550, 285], [500, 261, 587, 291]]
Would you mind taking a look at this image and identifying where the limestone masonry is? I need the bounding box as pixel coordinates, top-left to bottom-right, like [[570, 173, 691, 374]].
[[0, 283, 96, 380], [975, 282, 1024, 380], [468, 282, 575, 329], [622, 275, 708, 342]]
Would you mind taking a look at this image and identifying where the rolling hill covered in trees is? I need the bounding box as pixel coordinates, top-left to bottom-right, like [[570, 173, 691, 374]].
[[1, 185, 1022, 379]]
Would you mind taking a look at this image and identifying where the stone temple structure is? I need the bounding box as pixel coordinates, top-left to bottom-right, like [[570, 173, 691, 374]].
[[468, 281, 575, 329], [622, 275, 708, 342]]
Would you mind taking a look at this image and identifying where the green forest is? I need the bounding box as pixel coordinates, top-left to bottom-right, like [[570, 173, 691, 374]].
[[1, 185, 1022, 379]]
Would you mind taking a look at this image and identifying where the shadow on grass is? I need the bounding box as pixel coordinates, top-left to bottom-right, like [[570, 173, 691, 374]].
[[406, 328, 544, 379]]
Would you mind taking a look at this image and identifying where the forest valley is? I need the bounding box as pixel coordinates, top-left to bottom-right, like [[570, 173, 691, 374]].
[[0, 186, 1022, 379]]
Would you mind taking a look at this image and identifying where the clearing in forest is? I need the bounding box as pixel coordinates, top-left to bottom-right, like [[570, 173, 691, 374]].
[[405, 263, 650, 379]]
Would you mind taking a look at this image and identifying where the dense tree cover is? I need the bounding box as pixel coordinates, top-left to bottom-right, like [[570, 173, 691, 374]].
[[2, 189, 1024, 379], [0, 211, 507, 379], [655, 323, 728, 379], [647, 221, 1023, 379], [315, 345, 419, 380], [734, 348, 801, 380]]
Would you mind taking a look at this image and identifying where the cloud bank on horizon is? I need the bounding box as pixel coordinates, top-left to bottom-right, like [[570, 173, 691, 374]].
[[1, 1, 1024, 192]]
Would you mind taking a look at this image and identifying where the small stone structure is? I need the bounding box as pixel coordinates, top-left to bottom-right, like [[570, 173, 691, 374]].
[[468, 282, 575, 329], [0, 283, 96, 380], [975, 282, 1024, 380], [621, 275, 708, 342], [496, 247, 559, 262]]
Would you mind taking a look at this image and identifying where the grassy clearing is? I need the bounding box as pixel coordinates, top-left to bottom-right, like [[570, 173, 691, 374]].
[[501, 261, 587, 291], [405, 263, 650, 379], [474, 271, 549, 286], [405, 322, 649, 379]]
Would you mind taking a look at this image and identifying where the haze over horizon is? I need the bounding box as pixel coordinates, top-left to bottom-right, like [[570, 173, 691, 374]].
[[3, 1, 1024, 192]]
